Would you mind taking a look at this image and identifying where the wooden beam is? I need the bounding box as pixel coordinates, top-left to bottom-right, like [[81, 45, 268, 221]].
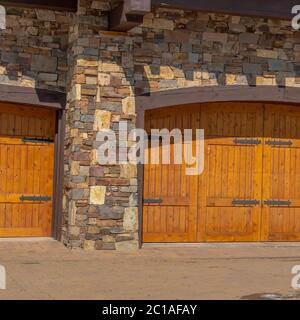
[[136, 86, 300, 111], [0, 85, 66, 109], [0, 0, 77, 11], [110, 0, 151, 31], [152, 0, 299, 20]]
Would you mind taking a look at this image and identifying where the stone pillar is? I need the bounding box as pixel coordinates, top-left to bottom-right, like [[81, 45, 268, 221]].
[[63, 0, 139, 250]]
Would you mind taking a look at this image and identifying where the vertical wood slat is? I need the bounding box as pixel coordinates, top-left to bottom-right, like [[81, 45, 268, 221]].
[[143, 105, 200, 242], [142, 102, 300, 243], [0, 103, 55, 237], [199, 102, 263, 242], [262, 104, 300, 241]]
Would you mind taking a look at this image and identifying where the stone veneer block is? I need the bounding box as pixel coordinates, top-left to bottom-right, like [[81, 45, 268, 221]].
[[122, 97, 135, 115], [93, 110, 111, 131], [31, 55, 58, 73], [123, 207, 138, 231], [203, 32, 228, 44], [90, 186, 106, 205], [256, 49, 278, 59]]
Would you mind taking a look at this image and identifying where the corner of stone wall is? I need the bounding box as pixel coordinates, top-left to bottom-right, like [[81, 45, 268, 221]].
[[63, 0, 139, 251]]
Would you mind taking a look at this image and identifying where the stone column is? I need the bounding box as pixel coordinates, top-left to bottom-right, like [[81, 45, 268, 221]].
[[63, 0, 139, 250]]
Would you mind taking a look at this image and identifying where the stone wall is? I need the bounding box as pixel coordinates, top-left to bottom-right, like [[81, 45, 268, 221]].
[[0, 7, 70, 91], [63, 0, 300, 251], [1, 1, 300, 250], [63, 0, 139, 250]]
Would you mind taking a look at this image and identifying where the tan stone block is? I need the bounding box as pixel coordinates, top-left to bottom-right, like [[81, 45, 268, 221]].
[[85, 69, 98, 76], [120, 164, 137, 179], [75, 74, 85, 85], [160, 66, 174, 79], [69, 226, 80, 236], [173, 68, 185, 78], [86, 77, 97, 85], [142, 18, 153, 28], [0, 66, 6, 75], [88, 218, 97, 225], [70, 128, 78, 138], [20, 79, 36, 87], [98, 73, 111, 86], [87, 226, 99, 234], [111, 114, 121, 122], [123, 207, 138, 231], [91, 150, 97, 165], [71, 84, 81, 101], [285, 77, 295, 86], [90, 186, 106, 205], [68, 200, 77, 225], [256, 49, 278, 59], [226, 74, 236, 85], [256, 76, 276, 85], [91, 0, 110, 10], [71, 161, 80, 176], [201, 71, 210, 80], [96, 87, 101, 103], [77, 59, 98, 67], [100, 62, 121, 73], [122, 97, 135, 115], [93, 110, 111, 131], [152, 18, 174, 30], [116, 240, 139, 251], [102, 235, 115, 242], [83, 240, 95, 250]]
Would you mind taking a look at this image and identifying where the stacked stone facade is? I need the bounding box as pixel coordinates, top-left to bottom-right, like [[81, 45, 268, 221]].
[[1, 0, 300, 250], [0, 7, 70, 90]]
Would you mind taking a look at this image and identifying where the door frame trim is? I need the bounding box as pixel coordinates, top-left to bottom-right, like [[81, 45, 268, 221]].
[[0, 84, 66, 240], [135, 85, 300, 247]]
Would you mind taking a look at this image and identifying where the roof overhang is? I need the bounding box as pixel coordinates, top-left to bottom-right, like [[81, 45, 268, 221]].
[[0, 0, 77, 11]]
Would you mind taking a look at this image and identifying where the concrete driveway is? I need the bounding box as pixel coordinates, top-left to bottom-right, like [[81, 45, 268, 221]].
[[0, 240, 300, 300]]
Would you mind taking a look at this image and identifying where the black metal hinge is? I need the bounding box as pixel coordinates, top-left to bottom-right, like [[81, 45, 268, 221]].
[[232, 199, 260, 206], [265, 140, 292, 146], [143, 198, 163, 204], [264, 200, 291, 206], [20, 196, 52, 202], [233, 139, 261, 145]]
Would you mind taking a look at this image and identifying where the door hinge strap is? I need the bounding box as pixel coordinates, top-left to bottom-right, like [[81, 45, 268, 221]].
[[232, 199, 260, 206], [143, 198, 163, 204], [264, 200, 291, 206], [22, 138, 54, 144], [233, 139, 261, 145], [20, 196, 52, 202], [266, 140, 292, 146]]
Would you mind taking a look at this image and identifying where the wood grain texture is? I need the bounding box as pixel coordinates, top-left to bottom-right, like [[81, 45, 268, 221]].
[[199, 102, 263, 242], [262, 104, 300, 241], [0, 102, 55, 237], [143, 102, 300, 243], [152, 0, 298, 20], [143, 105, 200, 242]]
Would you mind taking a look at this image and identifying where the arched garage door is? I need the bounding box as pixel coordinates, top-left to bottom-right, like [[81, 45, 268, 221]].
[[143, 102, 300, 242], [0, 102, 55, 237]]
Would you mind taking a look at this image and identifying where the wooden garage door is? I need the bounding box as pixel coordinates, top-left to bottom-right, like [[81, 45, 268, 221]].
[[143, 102, 300, 243], [143, 106, 199, 242], [199, 103, 263, 242], [0, 103, 55, 237], [262, 104, 300, 241]]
